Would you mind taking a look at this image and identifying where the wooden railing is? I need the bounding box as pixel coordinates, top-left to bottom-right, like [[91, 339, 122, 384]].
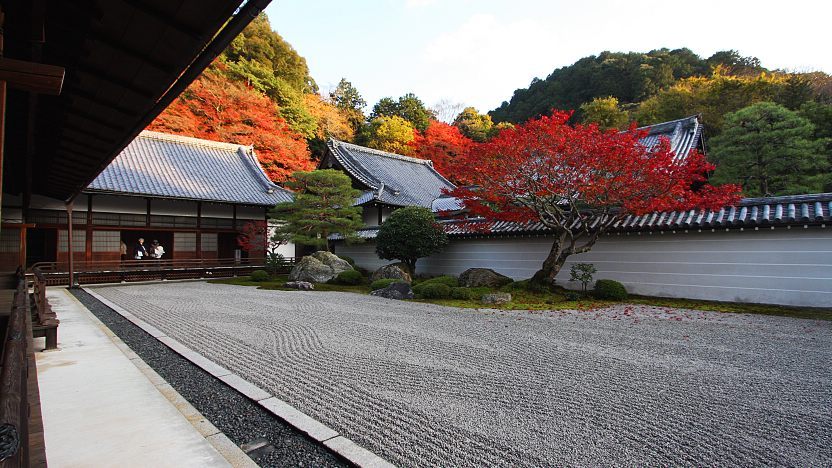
[[0, 269, 32, 466], [30, 257, 297, 286]]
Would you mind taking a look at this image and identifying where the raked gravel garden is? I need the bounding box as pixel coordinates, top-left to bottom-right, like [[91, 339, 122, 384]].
[[88, 280, 831, 467]]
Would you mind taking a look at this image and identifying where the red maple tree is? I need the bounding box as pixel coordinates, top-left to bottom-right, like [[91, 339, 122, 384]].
[[410, 120, 472, 180], [148, 64, 314, 182], [237, 220, 268, 256], [448, 111, 742, 285]]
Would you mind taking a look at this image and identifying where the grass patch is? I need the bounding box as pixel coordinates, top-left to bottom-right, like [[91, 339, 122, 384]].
[[209, 275, 831, 320]]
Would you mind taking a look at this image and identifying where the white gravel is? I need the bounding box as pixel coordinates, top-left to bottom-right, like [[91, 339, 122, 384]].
[[90, 282, 832, 467]]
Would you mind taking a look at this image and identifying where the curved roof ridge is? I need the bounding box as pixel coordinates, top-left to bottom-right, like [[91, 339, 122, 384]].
[[138, 130, 250, 152], [330, 139, 434, 165], [236, 147, 293, 198], [635, 114, 700, 133]]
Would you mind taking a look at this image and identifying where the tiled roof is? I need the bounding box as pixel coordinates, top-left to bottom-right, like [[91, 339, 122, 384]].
[[335, 193, 832, 240], [85, 131, 293, 206], [324, 139, 456, 208], [636, 115, 703, 163]]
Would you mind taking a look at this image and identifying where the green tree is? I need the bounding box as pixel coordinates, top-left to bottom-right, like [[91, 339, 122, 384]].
[[370, 93, 435, 132], [799, 101, 832, 190], [364, 116, 416, 154], [330, 78, 366, 132], [453, 107, 494, 142], [375, 206, 448, 274], [711, 102, 828, 196], [579, 96, 630, 130], [223, 13, 317, 93], [271, 170, 364, 252], [706, 50, 764, 76]]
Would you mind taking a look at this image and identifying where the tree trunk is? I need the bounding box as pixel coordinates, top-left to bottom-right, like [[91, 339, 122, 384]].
[[530, 232, 570, 287], [404, 258, 417, 276]]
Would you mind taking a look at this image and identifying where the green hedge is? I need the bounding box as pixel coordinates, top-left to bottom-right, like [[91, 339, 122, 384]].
[[250, 270, 269, 282], [370, 278, 406, 290], [594, 279, 628, 300], [418, 275, 458, 287], [450, 287, 473, 300], [335, 269, 363, 285], [416, 283, 452, 299], [338, 255, 356, 267]]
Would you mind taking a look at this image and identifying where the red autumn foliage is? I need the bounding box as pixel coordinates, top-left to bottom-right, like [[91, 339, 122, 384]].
[[237, 220, 268, 254], [147, 64, 314, 182], [447, 110, 741, 284], [410, 120, 473, 180]]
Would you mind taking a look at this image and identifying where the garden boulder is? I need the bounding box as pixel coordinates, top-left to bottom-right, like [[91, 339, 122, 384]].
[[370, 263, 412, 283], [284, 281, 314, 290], [370, 282, 414, 300], [459, 268, 513, 288], [289, 251, 353, 283], [481, 292, 512, 305]]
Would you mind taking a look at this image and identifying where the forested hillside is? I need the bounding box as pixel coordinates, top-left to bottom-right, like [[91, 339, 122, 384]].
[[149, 16, 831, 197], [491, 49, 832, 195]]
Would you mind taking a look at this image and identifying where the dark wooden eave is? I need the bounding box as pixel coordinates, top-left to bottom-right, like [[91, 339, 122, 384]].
[[1, 0, 272, 202]]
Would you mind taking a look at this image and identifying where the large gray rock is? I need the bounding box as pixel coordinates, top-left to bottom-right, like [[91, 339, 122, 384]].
[[481, 292, 512, 305], [370, 282, 414, 300], [370, 263, 412, 283], [459, 268, 513, 288], [289, 251, 353, 283], [284, 281, 314, 290]]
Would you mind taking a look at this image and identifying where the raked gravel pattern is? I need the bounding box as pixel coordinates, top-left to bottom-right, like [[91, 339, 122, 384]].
[[89, 282, 832, 467]]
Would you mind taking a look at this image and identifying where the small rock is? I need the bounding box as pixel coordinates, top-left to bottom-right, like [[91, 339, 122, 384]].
[[284, 281, 314, 290], [459, 268, 513, 288], [481, 292, 512, 304], [370, 263, 412, 283], [370, 282, 414, 300]]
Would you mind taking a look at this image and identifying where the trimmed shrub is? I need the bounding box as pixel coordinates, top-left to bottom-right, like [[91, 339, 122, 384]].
[[416, 283, 452, 299], [338, 255, 356, 267], [335, 269, 363, 285], [564, 291, 583, 301], [419, 275, 459, 288], [370, 278, 405, 291], [450, 287, 473, 300], [594, 279, 628, 300], [250, 270, 269, 282]]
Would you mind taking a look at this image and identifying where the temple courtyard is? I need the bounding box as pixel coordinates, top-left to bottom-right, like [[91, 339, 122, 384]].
[[86, 281, 831, 467]]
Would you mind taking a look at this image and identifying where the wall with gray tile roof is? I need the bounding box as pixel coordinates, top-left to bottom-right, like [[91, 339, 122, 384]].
[[85, 131, 292, 206], [323, 139, 456, 208]]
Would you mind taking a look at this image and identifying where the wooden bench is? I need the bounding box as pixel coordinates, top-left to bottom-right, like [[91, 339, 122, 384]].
[[29, 272, 59, 351]]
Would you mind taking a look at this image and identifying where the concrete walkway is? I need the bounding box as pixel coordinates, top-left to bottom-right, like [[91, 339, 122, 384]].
[[36, 288, 235, 468]]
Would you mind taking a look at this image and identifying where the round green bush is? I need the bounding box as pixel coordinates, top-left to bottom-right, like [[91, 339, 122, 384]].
[[370, 278, 405, 291], [564, 291, 583, 301], [450, 287, 473, 300], [419, 275, 458, 288], [335, 269, 363, 285], [593, 279, 628, 300], [416, 283, 452, 299], [250, 270, 269, 282], [338, 255, 356, 267]]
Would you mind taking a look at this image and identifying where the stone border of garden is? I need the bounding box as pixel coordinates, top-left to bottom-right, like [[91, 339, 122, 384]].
[[79, 286, 395, 468]]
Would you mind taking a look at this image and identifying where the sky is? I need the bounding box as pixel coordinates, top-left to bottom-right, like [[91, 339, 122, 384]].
[[265, 0, 832, 116]]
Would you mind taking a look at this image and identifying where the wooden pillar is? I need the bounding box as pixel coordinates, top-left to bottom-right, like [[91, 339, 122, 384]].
[[377, 204, 383, 226], [145, 198, 151, 227], [0, 9, 6, 226], [232, 204, 237, 230], [18, 225, 26, 267], [85, 194, 93, 263], [195, 201, 202, 260], [66, 200, 75, 287]]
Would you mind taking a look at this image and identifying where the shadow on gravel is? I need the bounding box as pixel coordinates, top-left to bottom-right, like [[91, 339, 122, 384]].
[[71, 289, 346, 468]]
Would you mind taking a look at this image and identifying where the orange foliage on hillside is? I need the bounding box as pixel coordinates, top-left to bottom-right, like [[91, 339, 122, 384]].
[[147, 64, 314, 182]]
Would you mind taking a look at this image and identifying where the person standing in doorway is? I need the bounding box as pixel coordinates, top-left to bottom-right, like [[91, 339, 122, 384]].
[[134, 237, 148, 260], [120, 240, 127, 261], [151, 240, 165, 259]]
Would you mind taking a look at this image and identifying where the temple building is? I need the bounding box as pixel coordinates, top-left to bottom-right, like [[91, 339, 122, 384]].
[[327, 116, 832, 307], [1, 131, 293, 271]]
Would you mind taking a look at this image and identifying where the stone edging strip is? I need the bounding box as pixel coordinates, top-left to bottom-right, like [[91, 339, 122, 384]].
[[82, 287, 395, 468], [62, 289, 256, 467]]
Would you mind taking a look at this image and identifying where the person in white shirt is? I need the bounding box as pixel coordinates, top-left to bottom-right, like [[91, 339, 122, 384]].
[[151, 240, 165, 259]]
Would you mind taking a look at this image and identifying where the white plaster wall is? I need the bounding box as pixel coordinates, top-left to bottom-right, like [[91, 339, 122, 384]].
[[202, 203, 233, 218], [150, 199, 197, 216], [336, 227, 832, 307], [90, 195, 146, 214], [238, 206, 265, 220]]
